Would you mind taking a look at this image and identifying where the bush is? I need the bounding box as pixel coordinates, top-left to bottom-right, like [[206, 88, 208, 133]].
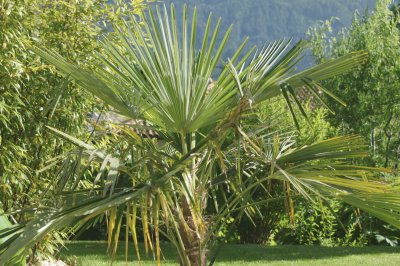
[[275, 199, 370, 247], [0, 0, 148, 262]]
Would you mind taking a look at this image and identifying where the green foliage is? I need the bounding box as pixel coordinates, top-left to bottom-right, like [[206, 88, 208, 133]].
[[308, 0, 400, 168], [234, 98, 338, 245], [1, 0, 94, 212], [276, 200, 370, 247], [276, 198, 400, 247], [259, 97, 337, 145], [2, 3, 400, 266], [0, 0, 149, 263]]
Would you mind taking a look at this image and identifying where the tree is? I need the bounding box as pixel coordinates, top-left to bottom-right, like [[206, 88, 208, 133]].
[[308, 0, 400, 168], [0, 0, 149, 264], [2, 4, 400, 266]]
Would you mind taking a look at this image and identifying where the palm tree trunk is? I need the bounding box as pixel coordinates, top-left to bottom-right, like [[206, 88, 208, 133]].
[[178, 198, 208, 266]]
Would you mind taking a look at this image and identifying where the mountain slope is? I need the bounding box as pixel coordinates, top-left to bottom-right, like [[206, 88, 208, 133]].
[[162, 0, 376, 57]]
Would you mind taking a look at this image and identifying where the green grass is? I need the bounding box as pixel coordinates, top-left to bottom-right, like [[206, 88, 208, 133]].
[[60, 241, 400, 265]]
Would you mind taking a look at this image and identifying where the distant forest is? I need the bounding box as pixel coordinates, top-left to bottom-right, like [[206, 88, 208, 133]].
[[161, 0, 376, 60]]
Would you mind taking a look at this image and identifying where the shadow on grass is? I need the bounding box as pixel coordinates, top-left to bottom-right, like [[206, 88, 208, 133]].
[[61, 241, 400, 263], [61, 241, 178, 263]]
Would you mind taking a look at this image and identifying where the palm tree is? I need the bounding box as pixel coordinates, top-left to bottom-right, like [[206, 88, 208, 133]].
[[1, 4, 400, 266]]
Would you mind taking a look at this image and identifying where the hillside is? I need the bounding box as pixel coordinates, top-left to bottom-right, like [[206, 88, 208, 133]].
[[162, 0, 376, 58]]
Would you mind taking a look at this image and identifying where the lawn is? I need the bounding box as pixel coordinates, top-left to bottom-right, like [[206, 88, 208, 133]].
[[60, 241, 400, 265]]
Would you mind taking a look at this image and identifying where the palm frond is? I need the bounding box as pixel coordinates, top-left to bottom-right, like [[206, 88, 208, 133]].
[[0, 186, 150, 264]]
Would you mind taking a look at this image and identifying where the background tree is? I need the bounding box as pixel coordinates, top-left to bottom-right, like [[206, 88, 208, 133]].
[[235, 99, 337, 244], [308, 0, 400, 168], [0, 0, 149, 263]]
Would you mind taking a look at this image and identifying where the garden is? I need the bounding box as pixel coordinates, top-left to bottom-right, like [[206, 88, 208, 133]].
[[1, 0, 400, 265]]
